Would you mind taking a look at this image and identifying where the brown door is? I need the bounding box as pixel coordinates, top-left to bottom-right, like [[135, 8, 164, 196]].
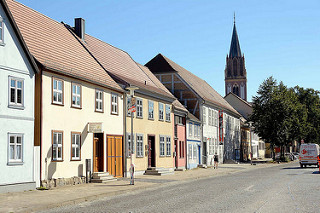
[[93, 134, 104, 172], [174, 140, 178, 168], [107, 135, 123, 177], [148, 138, 152, 167]]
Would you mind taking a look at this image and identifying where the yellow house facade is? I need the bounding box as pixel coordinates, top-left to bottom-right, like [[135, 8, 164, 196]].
[[40, 71, 124, 181], [126, 93, 174, 176]]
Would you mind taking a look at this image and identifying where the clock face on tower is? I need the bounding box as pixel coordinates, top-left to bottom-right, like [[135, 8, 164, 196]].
[[225, 18, 247, 101]]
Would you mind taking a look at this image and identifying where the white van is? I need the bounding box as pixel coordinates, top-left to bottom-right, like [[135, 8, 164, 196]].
[[299, 143, 319, 168]]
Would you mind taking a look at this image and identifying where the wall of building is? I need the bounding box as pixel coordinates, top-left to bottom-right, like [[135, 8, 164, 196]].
[[125, 93, 174, 175], [186, 120, 201, 169], [223, 112, 241, 162], [174, 123, 186, 169], [0, 4, 36, 192], [40, 71, 123, 180]]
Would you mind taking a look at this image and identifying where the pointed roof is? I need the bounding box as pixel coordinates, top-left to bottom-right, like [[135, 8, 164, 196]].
[[0, 0, 38, 73], [146, 54, 240, 116], [229, 22, 242, 58], [6, 0, 122, 92]]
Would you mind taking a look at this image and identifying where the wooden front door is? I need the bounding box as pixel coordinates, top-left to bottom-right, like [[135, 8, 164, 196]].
[[93, 134, 103, 172], [107, 135, 123, 177], [174, 140, 178, 168]]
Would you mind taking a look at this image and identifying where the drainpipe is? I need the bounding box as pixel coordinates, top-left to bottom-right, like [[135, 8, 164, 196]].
[[123, 92, 127, 178]]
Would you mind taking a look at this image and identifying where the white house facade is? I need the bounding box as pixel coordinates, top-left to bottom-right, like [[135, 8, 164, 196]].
[[0, 0, 38, 193]]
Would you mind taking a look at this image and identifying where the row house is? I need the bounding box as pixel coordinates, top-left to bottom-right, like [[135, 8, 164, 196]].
[[225, 92, 266, 161], [0, 0, 39, 193], [186, 113, 201, 169], [70, 27, 178, 176], [146, 54, 241, 166], [7, 0, 124, 186]]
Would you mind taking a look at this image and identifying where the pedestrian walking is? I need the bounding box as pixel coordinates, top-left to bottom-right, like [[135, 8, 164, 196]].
[[214, 154, 219, 169]]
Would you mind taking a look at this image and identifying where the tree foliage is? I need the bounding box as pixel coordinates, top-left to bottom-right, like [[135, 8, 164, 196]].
[[249, 76, 320, 159]]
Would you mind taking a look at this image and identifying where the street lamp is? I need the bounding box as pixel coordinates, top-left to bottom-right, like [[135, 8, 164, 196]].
[[248, 121, 253, 165], [126, 85, 138, 185]]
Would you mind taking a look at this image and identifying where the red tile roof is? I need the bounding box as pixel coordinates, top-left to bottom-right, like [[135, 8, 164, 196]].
[[81, 34, 175, 99], [6, 0, 122, 91]]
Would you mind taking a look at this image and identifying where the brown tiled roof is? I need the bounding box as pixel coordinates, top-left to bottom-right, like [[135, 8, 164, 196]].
[[172, 100, 188, 113], [80, 34, 174, 99], [146, 54, 240, 116], [187, 112, 200, 123], [6, 0, 122, 91]]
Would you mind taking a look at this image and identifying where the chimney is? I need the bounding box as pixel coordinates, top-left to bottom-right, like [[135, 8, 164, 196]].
[[74, 18, 85, 40]]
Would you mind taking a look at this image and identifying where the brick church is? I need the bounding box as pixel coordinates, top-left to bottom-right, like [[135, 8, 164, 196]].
[[225, 17, 247, 101]]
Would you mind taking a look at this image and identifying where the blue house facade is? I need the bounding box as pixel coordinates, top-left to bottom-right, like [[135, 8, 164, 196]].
[[0, 0, 38, 193]]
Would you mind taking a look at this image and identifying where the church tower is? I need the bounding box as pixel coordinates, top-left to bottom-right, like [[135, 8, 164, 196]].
[[225, 15, 247, 101]]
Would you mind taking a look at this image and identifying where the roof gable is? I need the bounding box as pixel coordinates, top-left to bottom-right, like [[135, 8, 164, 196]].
[[146, 54, 240, 116]]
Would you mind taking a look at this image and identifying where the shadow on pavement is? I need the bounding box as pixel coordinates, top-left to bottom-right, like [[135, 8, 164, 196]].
[[282, 167, 301, 170]]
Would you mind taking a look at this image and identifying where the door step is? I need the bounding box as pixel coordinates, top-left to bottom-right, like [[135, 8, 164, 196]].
[[91, 172, 117, 183], [144, 167, 174, 176]]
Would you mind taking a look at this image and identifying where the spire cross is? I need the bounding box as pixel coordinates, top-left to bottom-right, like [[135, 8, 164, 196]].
[[234, 12, 235, 24]]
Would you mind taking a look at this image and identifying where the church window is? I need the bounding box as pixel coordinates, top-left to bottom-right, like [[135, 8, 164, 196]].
[[233, 84, 239, 96], [240, 60, 244, 76], [233, 59, 237, 76], [240, 84, 245, 99]]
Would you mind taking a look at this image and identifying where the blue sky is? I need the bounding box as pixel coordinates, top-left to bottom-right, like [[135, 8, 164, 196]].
[[18, 0, 320, 101]]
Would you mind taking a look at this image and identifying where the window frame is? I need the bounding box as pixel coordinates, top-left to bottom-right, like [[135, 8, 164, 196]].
[[148, 100, 154, 120], [165, 104, 171, 122], [7, 133, 24, 165], [189, 122, 193, 136], [95, 89, 104, 113], [136, 98, 143, 118], [8, 76, 24, 109], [158, 102, 164, 121], [203, 107, 206, 125], [126, 133, 135, 157], [52, 77, 64, 105], [136, 133, 144, 158], [111, 93, 118, 115], [193, 144, 197, 159], [71, 82, 82, 109], [71, 132, 81, 161], [52, 130, 63, 162], [159, 135, 165, 157], [166, 136, 171, 156], [188, 144, 192, 159]]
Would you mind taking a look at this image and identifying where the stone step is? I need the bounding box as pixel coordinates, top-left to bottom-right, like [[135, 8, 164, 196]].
[[92, 172, 111, 178], [144, 168, 174, 176], [91, 178, 117, 183]]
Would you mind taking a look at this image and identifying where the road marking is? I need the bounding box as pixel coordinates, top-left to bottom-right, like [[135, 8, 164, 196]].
[[244, 185, 254, 191]]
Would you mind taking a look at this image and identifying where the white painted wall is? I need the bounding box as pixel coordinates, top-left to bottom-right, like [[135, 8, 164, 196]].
[[0, 4, 36, 191], [186, 120, 201, 169]]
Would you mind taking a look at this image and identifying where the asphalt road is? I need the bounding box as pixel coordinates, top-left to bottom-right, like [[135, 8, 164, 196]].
[[42, 162, 320, 213]]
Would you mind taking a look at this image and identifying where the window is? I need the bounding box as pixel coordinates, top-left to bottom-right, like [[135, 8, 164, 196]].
[[148, 100, 154, 120], [127, 133, 135, 156], [95, 90, 103, 112], [189, 122, 193, 136], [136, 134, 143, 157], [193, 144, 197, 159], [159, 103, 164, 121], [194, 125, 197, 137], [166, 136, 171, 156], [71, 132, 81, 160], [203, 107, 206, 125], [52, 131, 63, 161], [175, 116, 183, 125], [8, 133, 23, 164], [136, 98, 143, 118], [209, 138, 214, 155], [9, 77, 24, 108], [52, 77, 63, 105], [188, 144, 192, 159], [0, 16, 3, 43], [71, 83, 81, 108], [111, 93, 118, 115], [208, 109, 212, 126], [159, 136, 165, 156], [179, 141, 185, 158], [165, 104, 171, 122]]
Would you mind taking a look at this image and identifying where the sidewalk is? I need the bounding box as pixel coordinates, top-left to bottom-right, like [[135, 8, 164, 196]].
[[0, 163, 279, 213]]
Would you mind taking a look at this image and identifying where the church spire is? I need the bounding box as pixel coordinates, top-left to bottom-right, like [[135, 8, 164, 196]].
[[229, 14, 242, 58]]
